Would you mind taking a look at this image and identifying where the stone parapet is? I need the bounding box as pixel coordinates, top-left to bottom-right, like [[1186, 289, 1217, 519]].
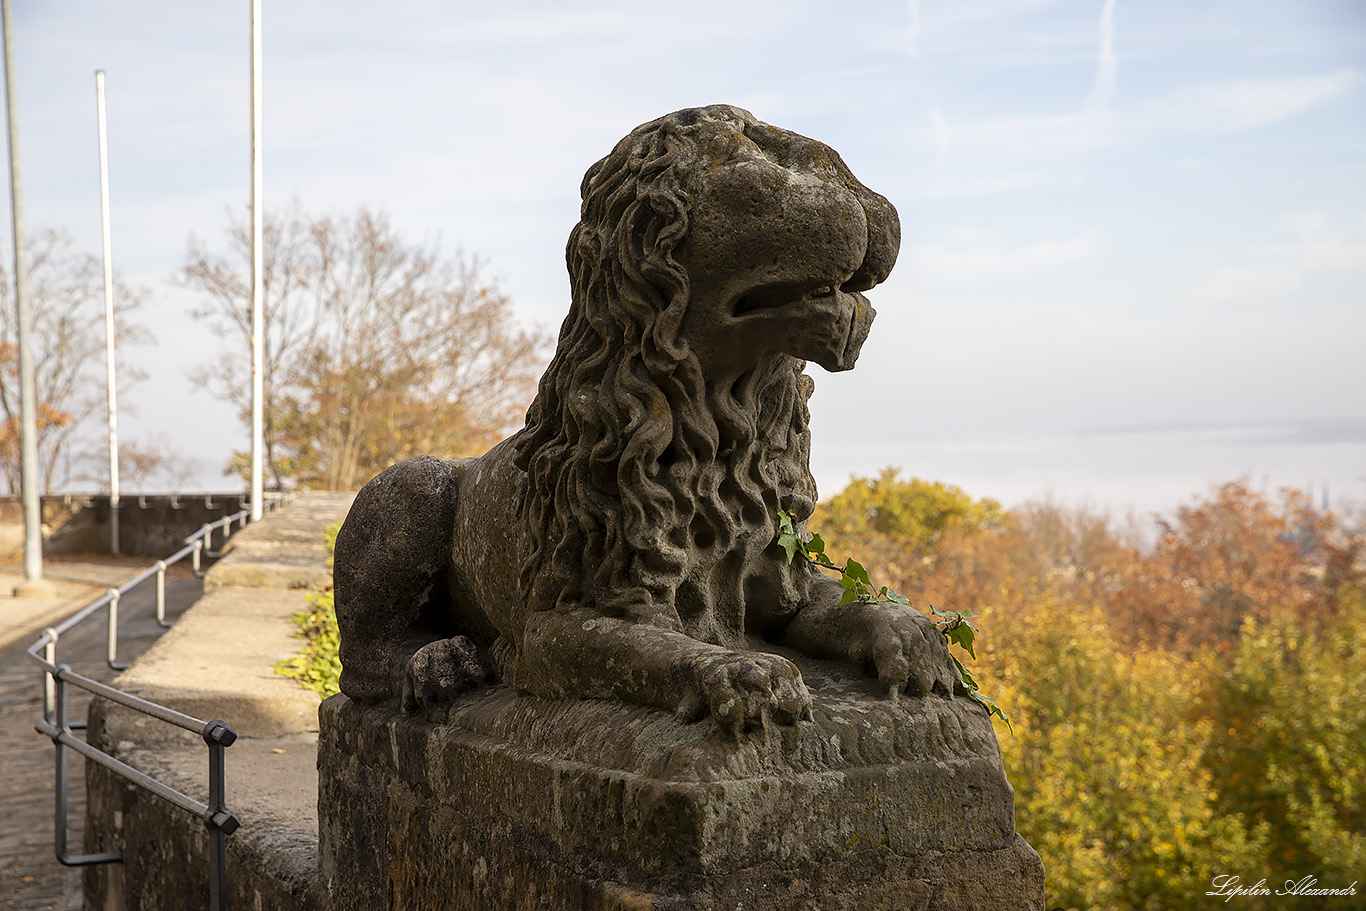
[[0, 493, 256, 558]]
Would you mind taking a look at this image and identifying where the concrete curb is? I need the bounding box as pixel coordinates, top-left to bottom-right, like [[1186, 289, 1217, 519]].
[[100, 587, 324, 742]]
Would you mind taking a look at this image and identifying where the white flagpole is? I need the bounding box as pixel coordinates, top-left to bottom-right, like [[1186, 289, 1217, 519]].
[[250, 0, 264, 520], [2, 0, 51, 596], [96, 69, 120, 555]]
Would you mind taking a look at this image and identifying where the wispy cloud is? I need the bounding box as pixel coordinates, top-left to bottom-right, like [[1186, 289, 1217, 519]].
[[910, 65, 1359, 198], [1086, 0, 1118, 112], [907, 0, 920, 56], [1146, 69, 1362, 134]]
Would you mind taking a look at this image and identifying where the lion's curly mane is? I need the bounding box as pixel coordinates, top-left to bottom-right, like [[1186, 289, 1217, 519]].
[[512, 106, 818, 636]]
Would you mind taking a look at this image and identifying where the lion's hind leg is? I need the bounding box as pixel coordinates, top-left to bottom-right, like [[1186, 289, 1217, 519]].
[[334, 455, 474, 705]]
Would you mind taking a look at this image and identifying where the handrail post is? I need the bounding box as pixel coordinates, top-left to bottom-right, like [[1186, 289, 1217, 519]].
[[155, 560, 169, 628], [53, 668, 70, 861], [106, 589, 117, 666], [192, 539, 203, 578], [203, 719, 239, 911], [106, 589, 127, 671], [44, 662, 128, 868], [42, 627, 57, 723]]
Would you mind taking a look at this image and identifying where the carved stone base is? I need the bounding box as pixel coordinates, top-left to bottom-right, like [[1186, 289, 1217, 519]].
[[316, 652, 1045, 910]]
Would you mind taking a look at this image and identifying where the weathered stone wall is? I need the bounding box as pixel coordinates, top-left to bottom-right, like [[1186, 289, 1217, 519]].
[[0, 494, 251, 558]]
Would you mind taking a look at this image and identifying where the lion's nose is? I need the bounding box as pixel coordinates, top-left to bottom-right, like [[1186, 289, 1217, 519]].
[[842, 190, 900, 293]]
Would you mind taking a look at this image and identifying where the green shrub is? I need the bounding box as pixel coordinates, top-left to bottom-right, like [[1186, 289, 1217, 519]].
[[275, 523, 342, 697]]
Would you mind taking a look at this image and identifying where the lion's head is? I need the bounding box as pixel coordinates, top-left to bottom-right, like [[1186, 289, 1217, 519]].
[[513, 105, 900, 637]]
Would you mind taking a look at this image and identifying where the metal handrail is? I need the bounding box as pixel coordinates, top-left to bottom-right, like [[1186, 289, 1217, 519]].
[[24, 491, 291, 911]]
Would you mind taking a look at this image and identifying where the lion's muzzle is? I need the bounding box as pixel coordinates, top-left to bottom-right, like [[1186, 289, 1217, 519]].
[[795, 288, 876, 373]]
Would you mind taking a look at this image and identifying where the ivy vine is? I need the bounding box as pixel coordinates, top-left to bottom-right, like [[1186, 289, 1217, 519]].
[[777, 510, 1012, 732]]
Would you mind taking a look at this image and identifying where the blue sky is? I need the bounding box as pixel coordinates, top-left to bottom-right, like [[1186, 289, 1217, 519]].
[[5, 0, 1365, 518]]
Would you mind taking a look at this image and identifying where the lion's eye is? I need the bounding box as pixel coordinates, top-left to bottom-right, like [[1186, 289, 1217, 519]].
[[810, 285, 835, 298]]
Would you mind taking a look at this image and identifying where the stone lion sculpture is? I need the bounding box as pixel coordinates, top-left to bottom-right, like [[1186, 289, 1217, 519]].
[[334, 104, 961, 739]]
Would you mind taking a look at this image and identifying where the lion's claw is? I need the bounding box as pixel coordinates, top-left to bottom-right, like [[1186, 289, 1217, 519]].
[[848, 604, 959, 700], [693, 651, 812, 739]]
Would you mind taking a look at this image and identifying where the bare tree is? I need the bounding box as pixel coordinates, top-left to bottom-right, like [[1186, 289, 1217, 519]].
[[0, 229, 152, 493], [180, 206, 550, 491], [180, 206, 317, 489], [121, 435, 196, 493]]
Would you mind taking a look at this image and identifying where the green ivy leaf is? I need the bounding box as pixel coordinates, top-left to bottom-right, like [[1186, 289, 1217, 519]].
[[946, 622, 977, 659], [844, 558, 871, 586], [950, 654, 977, 690], [972, 691, 1014, 734], [948, 655, 1012, 733], [776, 511, 801, 564]]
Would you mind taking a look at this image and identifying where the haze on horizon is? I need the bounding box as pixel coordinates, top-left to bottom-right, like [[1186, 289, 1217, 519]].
[[4, 0, 1364, 523]]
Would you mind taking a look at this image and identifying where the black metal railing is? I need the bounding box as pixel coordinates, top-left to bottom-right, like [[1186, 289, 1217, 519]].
[[24, 493, 290, 911]]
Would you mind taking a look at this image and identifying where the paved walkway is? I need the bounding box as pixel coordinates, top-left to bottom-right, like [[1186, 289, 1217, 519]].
[[0, 556, 164, 653]]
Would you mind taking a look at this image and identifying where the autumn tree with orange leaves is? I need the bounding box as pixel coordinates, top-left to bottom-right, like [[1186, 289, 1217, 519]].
[[0, 229, 153, 493], [809, 475, 1365, 911]]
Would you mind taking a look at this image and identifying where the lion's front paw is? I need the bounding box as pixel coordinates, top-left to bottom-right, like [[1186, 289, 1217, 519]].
[[681, 651, 813, 739], [846, 603, 961, 700], [400, 636, 491, 716]]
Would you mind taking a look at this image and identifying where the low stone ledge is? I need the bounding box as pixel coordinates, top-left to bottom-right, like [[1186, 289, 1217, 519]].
[[81, 492, 351, 911], [82, 582, 326, 911], [96, 587, 322, 744], [204, 492, 353, 592]]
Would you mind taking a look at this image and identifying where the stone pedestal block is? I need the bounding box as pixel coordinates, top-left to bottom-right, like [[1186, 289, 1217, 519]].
[[317, 653, 1045, 910]]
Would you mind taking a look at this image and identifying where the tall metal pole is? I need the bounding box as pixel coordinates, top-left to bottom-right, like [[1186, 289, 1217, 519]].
[[249, 0, 264, 520], [96, 70, 119, 556], [2, 0, 46, 589]]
